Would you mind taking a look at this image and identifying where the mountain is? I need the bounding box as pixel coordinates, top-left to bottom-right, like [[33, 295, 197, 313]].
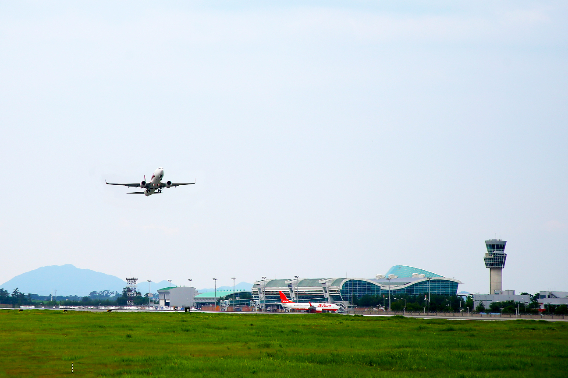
[[0, 264, 253, 296], [0, 264, 127, 297]]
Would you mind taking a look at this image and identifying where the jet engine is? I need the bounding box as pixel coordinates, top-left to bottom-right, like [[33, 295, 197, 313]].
[[140, 180, 146, 188], [166, 181, 172, 188]]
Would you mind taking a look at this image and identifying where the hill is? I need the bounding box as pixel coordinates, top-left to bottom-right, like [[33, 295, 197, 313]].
[[0, 265, 253, 297], [0, 264, 129, 297]]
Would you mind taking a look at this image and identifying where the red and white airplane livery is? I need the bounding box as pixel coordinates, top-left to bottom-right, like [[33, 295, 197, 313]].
[[279, 291, 341, 313], [106, 167, 195, 196]]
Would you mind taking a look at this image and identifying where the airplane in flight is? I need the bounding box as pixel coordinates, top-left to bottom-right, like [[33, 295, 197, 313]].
[[106, 167, 195, 196], [279, 291, 341, 313]]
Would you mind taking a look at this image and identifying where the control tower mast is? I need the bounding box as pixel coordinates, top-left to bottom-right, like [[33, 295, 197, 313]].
[[484, 239, 507, 294], [126, 277, 138, 306]]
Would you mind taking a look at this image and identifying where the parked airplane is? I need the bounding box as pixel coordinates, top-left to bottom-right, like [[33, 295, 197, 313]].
[[279, 291, 341, 313], [106, 167, 195, 196]]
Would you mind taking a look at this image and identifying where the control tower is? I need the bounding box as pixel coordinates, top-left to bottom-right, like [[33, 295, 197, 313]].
[[484, 239, 507, 294], [126, 277, 138, 306]]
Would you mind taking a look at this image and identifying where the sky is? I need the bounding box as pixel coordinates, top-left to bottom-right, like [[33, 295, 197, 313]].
[[1, 1, 567, 295]]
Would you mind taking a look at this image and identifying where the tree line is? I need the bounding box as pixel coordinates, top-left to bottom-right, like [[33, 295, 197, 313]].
[[475, 293, 568, 315], [352, 292, 568, 314], [0, 288, 34, 307], [352, 293, 466, 312], [0, 287, 151, 307]]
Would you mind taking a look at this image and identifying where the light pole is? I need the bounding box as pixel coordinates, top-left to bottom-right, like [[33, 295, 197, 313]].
[[388, 277, 391, 312], [147, 280, 152, 308], [213, 278, 217, 311], [261, 277, 266, 312], [394, 297, 407, 314], [426, 277, 432, 312], [231, 277, 236, 311], [376, 275, 385, 311], [188, 279, 192, 309], [294, 275, 299, 302], [385, 274, 398, 311]]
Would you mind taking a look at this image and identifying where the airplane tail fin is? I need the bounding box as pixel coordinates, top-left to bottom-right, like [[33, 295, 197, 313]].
[[279, 291, 292, 303]]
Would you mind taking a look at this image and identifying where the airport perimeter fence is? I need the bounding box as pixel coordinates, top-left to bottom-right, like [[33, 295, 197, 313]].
[[349, 308, 566, 320]]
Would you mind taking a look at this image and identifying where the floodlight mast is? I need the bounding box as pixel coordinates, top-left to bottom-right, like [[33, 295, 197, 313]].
[[294, 276, 299, 302], [188, 279, 192, 310], [231, 277, 236, 311], [261, 277, 267, 312], [376, 274, 384, 309], [386, 274, 398, 311], [213, 278, 217, 311], [147, 280, 152, 307]]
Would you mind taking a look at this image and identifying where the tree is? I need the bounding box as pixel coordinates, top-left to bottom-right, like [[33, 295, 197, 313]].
[[465, 296, 474, 311], [475, 302, 486, 313], [0, 289, 9, 304]]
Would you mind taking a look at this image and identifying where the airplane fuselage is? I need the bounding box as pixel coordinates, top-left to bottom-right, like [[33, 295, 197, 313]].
[[281, 302, 339, 312], [143, 168, 165, 196]]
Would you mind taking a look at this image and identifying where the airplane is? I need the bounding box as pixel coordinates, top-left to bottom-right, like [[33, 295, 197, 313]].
[[279, 291, 341, 313], [106, 167, 195, 196]]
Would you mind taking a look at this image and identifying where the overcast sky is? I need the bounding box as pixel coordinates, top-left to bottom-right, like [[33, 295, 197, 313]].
[[1, 1, 567, 295]]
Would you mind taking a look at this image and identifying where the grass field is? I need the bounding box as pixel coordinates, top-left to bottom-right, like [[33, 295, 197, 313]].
[[1, 310, 567, 377]]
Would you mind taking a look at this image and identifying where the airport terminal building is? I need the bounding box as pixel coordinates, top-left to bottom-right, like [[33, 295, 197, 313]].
[[252, 265, 462, 308]]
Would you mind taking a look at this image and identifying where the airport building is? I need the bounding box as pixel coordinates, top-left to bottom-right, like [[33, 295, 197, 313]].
[[193, 289, 251, 309], [252, 265, 462, 309], [473, 290, 530, 310], [157, 287, 197, 308], [538, 291, 568, 306]]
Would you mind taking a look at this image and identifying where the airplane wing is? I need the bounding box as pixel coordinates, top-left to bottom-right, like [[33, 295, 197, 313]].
[[105, 181, 141, 187], [158, 182, 196, 188]]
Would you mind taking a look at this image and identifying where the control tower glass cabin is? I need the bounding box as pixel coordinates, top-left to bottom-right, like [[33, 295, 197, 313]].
[[484, 239, 507, 294]]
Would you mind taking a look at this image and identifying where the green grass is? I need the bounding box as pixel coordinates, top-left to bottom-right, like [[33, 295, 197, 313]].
[[0, 311, 567, 377]]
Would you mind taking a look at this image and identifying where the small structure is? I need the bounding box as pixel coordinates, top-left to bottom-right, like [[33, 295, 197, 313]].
[[157, 287, 197, 308], [193, 289, 249, 310], [538, 291, 568, 306], [125, 278, 138, 306], [473, 290, 530, 310]]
